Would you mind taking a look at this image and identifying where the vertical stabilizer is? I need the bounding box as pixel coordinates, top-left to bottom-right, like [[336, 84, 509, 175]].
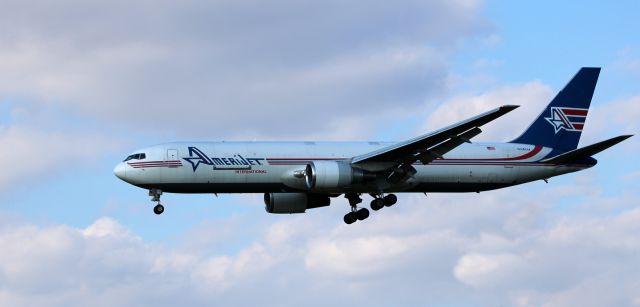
[[511, 67, 600, 153]]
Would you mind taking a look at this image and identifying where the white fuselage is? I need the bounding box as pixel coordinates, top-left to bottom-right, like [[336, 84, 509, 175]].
[[113, 141, 592, 194]]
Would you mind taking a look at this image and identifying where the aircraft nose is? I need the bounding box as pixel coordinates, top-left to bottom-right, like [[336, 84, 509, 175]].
[[114, 163, 127, 181]]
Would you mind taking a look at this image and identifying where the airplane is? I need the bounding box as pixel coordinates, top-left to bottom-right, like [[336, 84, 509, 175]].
[[114, 67, 632, 224]]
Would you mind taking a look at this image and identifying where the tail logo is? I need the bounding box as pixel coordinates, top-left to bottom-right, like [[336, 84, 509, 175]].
[[545, 107, 588, 133]]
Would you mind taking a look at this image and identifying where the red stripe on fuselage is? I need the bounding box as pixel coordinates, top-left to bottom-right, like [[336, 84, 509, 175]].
[[130, 165, 181, 168], [128, 160, 183, 169], [128, 160, 182, 165], [266, 158, 343, 161]]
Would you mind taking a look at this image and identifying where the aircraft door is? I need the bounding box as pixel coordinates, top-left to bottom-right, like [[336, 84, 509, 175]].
[[161, 149, 180, 183], [502, 149, 515, 182]]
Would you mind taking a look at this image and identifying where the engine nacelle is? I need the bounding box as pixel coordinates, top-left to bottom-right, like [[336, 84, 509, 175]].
[[305, 161, 375, 190], [264, 193, 330, 214]]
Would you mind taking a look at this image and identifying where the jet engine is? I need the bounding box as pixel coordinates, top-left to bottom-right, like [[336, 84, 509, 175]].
[[304, 161, 376, 190], [264, 193, 330, 214]]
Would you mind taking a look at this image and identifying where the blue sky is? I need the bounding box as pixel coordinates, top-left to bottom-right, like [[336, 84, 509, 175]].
[[0, 1, 638, 306]]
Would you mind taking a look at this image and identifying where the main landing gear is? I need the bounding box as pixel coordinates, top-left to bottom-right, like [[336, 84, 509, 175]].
[[342, 193, 397, 224], [343, 193, 370, 225], [149, 189, 164, 215], [370, 193, 397, 211]]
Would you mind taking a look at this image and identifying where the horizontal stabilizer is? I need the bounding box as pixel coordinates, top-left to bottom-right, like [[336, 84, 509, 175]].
[[541, 135, 633, 164]]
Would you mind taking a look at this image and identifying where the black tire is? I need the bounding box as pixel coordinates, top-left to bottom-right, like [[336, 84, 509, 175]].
[[370, 198, 384, 211], [343, 212, 358, 224], [356, 208, 370, 220], [153, 204, 165, 215], [384, 194, 397, 207]]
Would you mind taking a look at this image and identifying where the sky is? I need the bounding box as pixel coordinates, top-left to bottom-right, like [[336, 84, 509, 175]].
[[0, 0, 639, 306]]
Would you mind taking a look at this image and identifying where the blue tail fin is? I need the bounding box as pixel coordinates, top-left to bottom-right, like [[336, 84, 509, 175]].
[[511, 67, 600, 153]]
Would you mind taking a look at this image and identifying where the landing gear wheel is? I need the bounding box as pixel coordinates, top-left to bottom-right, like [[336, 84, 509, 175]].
[[356, 208, 370, 220], [153, 204, 165, 215], [383, 194, 397, 207], [149, 189, 164, 215], [370, 198, 385, 211], [343, 212, 358, 224]]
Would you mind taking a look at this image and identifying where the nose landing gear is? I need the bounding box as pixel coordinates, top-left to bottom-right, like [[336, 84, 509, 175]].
[[153, 204, 165, 215], [149, 189, 164, 215]]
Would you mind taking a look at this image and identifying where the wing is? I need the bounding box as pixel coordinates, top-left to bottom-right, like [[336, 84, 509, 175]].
[[351, 105, 519, 183]]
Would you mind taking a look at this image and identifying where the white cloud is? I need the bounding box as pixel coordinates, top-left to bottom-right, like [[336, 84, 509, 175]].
[[83, 216, 134, 238], [305, 235, 414, 277], [420, 81, 554, 141], [418, 76, 636, 147], [583, 95, 640, 145], [0, 0, 489, 139], [0, 178, 639, 306], [454, 252, 526, 287]]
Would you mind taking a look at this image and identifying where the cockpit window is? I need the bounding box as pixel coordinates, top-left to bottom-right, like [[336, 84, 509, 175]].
[[123, 153, 146, 162]]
